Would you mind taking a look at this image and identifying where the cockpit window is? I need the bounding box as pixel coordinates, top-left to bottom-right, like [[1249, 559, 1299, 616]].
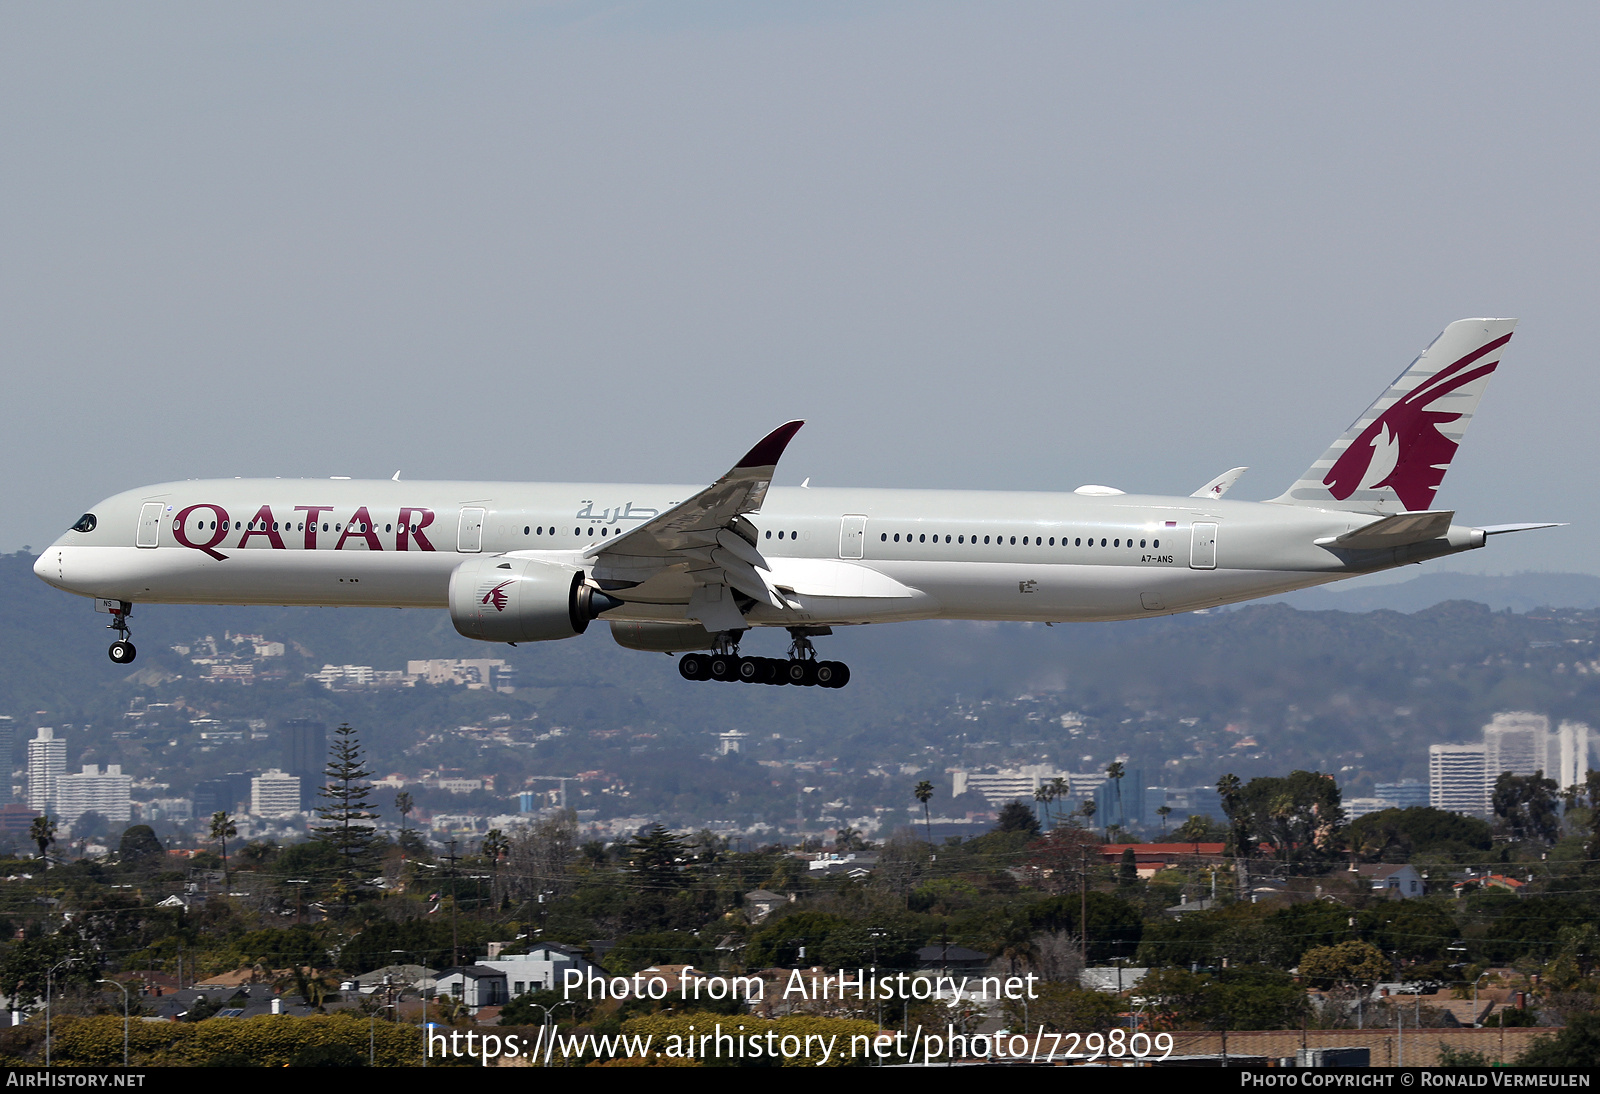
[[71, 513, 97, 533]]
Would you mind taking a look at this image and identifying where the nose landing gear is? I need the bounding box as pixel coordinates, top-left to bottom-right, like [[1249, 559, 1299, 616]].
[[105, 602, 137, 664]]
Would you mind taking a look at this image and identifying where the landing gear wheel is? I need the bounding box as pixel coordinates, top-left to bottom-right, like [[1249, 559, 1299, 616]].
[[784, 659, 809, 685], [708, 654, 738, 681], [109, 641, 137, 665], [679, 653, 711, 681], [736, 657, 762, 684], [815, 660, 849, 688]]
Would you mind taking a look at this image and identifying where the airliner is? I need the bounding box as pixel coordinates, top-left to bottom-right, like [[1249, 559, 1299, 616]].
[[34, 319, 1557, 688]]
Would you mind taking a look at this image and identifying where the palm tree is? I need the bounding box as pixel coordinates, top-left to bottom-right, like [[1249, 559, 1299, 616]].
[[914, 780, 935, 848], [29, 815, 55, 868], [481, 828, 510, 910], [1156, 804, 1173, 835], [1105, 762, 1126, 829], [1079, 798, 1097, 835], [209, 811, 237, 890], [1050, 777, 1069, 826], [1033, 786, 1052, 830], [395, 791, 414, 839]]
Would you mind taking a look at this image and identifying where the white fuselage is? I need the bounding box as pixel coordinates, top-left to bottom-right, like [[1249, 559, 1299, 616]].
[[34, 478, 1486, 628]]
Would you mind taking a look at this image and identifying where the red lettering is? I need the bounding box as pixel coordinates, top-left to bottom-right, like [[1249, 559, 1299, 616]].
[[238, 505, 285, 550], [335, 506, 383, 551], [173, 503, 231, 560], [397, 507, 436, 552], [295, 506, 334, 549]]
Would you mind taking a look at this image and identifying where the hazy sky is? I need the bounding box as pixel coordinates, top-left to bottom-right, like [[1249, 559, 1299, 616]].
[[5, 2, 1597, 576]]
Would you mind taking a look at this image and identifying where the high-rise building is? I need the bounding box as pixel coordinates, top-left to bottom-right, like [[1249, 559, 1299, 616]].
[[1483, 712, 1551, 778], [1373, 779, 1429, 809], [27, 728, 67, 816], [1430, 743, 1489, 817], [56, 765, 132, 829], [1556, 721, 1593, 790], [193, 772, 255, 819], [281, 718, 326, 810], [0, 716, 14, 805], [251, 770, 302, 818]]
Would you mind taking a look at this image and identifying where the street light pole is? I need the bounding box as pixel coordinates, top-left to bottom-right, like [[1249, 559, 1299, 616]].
[[96, 979, 130, 1066], [45, 958, 74, 1066]]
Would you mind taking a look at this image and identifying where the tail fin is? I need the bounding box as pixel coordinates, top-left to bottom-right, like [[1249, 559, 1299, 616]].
[[1270, 318, 1517, 513]]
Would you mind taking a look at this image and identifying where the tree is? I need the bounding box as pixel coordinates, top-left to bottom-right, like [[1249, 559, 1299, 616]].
[[996, 801, 1041, 836], [395, 791, 414, 839], [1299, 940, 1388, 990], [314, 723, 379, 887], [30, 815, 55, 867], [118, 824, 165, 869], [914, 780, 934, 846], [481, 828, 510, 909], [1224, 771, 1345, 864], [209, 812, 237, 889], [1492, 770, 1560, 844], [1156, 804, 1173, 835], [1105, 761, 1126, 828], [1023, 826, 1101, 896]]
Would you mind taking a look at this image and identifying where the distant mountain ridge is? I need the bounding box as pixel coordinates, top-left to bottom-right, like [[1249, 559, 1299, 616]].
[[1263, 572, 1600, 614]]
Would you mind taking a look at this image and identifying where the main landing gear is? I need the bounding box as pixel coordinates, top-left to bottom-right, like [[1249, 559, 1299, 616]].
[[677, 628, 850, 688], [106, 601, 137, 664]]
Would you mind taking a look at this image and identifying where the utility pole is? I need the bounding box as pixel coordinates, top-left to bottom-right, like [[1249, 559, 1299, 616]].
[[1080, 845, 1089, 967], [447, 839, 460, 967]]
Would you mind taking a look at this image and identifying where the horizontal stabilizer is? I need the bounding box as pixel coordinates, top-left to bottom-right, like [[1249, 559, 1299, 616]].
[[1316, 510, 1454, 549], [1478, 522, 1566, 536], [1191, 467, 1248, 499]]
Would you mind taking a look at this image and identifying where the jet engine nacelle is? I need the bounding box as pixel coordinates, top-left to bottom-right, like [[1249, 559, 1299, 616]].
[[449, 556, 620, 643]]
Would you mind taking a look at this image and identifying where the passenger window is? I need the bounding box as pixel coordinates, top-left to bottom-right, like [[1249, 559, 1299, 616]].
[[765, 531, 771, 539], [1022, 536, 1029, 545], [1009, 536, 1016, 545], [1153, 538, 1160, 548], [524, 526, 530, 535], [984, 536, 991, 544], [1074, 537, 1081, 546], [893, 534, 900, 542], [587, 527, 595, 536], [1114, 539, 1119, 547], [919, 534, 925, 543], [881, 533, 888, 541], [1140, 539, 1146, 548], [1100, 538, 1106, 546]]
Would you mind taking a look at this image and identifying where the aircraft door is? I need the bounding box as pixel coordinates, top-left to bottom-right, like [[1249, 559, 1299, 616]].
[[1190, 522, 1218, 570], [457, 508, 486, 553], [839, 515, 867, 559], [136, 503, 164, 548]]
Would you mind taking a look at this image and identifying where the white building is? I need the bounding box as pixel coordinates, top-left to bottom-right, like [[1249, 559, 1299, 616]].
[[56, 765, 133, 828], [1556, 721, 1593, 790], [251, 769, 302, 817], [952, 765, 1069, 806], [27, 728, 67, 815], [1483, 712, 1550, 779], [1429, 743, 1489, 817]]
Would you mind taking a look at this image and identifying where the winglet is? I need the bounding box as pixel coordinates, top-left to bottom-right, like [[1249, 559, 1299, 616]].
[[735, 420, 804, 471]]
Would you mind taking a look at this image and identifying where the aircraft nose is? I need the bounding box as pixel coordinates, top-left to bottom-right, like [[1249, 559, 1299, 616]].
[[33, 548, 58, 586]]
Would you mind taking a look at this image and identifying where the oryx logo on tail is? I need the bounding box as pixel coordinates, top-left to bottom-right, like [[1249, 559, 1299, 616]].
[[1272, 319, 1516, 513], [1322, 332, 1510, 511]]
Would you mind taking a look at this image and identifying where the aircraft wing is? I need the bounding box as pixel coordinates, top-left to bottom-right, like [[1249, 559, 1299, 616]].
[[583, 421, 803, 631]]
